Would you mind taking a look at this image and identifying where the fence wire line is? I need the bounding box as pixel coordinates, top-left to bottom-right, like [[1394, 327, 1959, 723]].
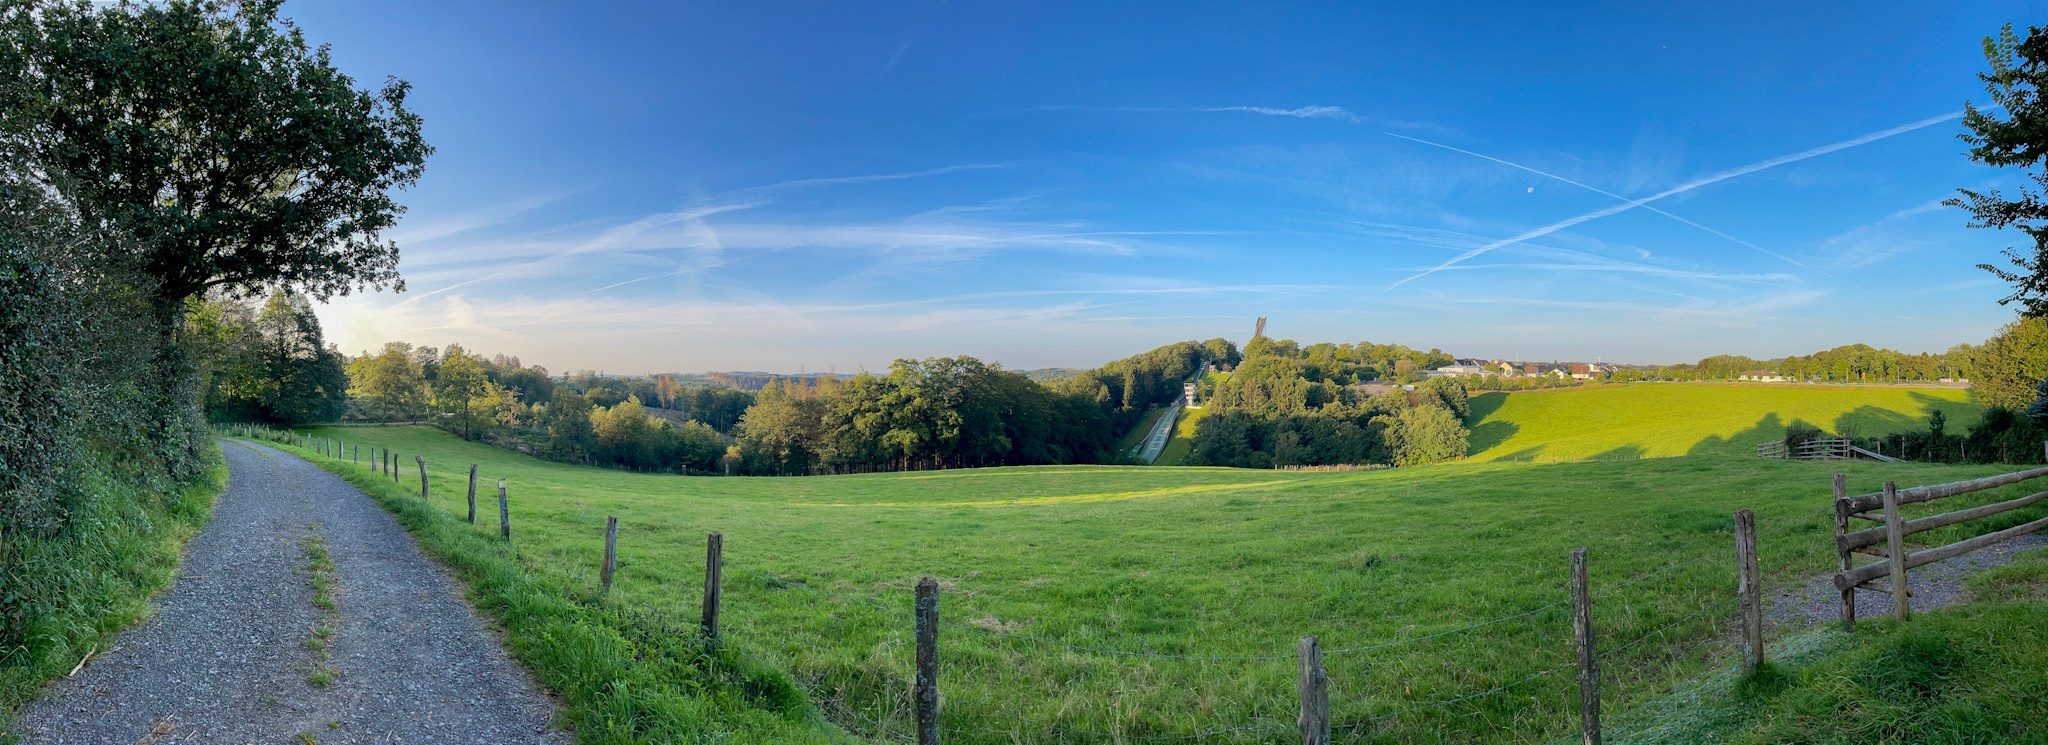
[[1322, 597, 1567, 656], [1333, 661, 1574, 732], [1042, 721, 1290, 741], [1599, 598, 1733, 660], [729, 563, 1301, 661]]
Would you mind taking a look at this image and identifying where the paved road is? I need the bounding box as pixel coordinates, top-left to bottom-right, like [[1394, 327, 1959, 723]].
[[9, 439, 569, 744]]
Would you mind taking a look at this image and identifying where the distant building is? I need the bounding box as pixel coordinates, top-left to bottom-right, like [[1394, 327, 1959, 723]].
[[1429, 363, 1491, 377], [1184, 381, 1198, 406], [1738, 370, 1786, 383]]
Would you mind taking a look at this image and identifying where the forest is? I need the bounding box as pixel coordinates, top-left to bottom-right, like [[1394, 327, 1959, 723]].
[[1187, 336, 1472, 468]]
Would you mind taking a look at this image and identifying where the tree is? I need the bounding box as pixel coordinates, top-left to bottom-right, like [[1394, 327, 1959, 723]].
[[543, 390, 597, 461], [197, 293, 347, 424], [247, 293, 347, 424], [592, 397, 657, 468], [4, 0, 430, 307], [347, 343, 426, 420], [2, 0, 430, 472], [1977, 316, 2048, 410], [655, 373, 679, 409], [1385, 405, 1469, 467], [432, 344, 498, 440], [1951, 24, 2048, 315]]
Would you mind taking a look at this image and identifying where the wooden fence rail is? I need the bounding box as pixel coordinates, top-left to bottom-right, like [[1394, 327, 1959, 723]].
[[1832, 460, 2048, 626]]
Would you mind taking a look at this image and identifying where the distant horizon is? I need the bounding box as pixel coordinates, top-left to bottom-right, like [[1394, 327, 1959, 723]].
[[390, 324, 1999, 378]]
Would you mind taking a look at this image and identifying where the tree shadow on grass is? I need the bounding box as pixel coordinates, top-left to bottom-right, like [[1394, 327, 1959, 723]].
[[1834, 405, 1922, 442], [1910, 390, 1983, 429], [1589, 445, 1647, 461], [1490, 445, 1548, 462], [1688, 413, 1793, 458], [1464, 393, 1519, 457]]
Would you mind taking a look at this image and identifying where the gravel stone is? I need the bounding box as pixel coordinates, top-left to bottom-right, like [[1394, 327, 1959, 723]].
[[9, 439, 571, 744], [1765, 531, 2048, 633]]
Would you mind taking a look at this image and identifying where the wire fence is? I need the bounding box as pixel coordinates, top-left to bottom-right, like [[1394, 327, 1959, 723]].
[[225, 425, 1858, 744]]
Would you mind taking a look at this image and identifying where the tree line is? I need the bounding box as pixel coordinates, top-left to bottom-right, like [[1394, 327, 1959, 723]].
[[1187, 337, 1472, 468]]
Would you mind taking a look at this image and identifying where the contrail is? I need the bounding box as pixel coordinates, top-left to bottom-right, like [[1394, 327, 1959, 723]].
[[1384, 132, 1827, 276], [1388, 110, 1963, 289]]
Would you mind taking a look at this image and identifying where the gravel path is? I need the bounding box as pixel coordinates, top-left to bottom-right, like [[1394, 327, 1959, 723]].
[[9, 439, 570, 744], [1765, 531, 2048, 633]]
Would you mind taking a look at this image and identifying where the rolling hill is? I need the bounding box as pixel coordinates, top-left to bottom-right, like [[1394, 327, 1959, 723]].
[[1464, 383, 1980, 462]]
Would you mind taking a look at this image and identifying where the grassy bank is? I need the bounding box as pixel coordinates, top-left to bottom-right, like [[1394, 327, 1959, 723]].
[[0, 448, 225, 730], [1609, 548, 2048, 744], [232, 429, 852, 744], [1467, 383, 1980, 462], [1156, 405, 1206, 465], [294, 422, 2044, 744]]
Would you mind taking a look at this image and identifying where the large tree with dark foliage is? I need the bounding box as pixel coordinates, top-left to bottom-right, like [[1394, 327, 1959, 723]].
[[1, 0, 429, 473], [1951, 23, 2048, 315], [4, 0, 430, 305]]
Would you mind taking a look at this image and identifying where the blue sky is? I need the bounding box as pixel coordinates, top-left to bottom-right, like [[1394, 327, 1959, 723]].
[[294, 1, 2039, 373]]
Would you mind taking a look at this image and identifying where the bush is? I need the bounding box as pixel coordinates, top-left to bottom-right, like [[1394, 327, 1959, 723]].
[[1782, 421, 1827, 453]]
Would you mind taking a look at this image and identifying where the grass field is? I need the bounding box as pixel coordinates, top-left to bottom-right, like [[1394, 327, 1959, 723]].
[[291, 416, 2048, 744], [1156, 405, 1206, 466], [1465, 383, 1980, 462]]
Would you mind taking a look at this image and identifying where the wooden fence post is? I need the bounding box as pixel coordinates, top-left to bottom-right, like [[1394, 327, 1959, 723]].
[[393, 452, 401, 485], [1834, 473, 1853, 630], [1734, 510, 1762, 672], [1571, 546, 1601, 745], [467, 465, 478, 524], [1298, 635, 1330, 745], [1884, 481, 1909, 621], [914, 577, 940, 745], [352, 444, 358, 466], [416, 456, 428, 497], [601, 516, 619, 593], [702, 532, 723, 643], [498, 480, 510, 539]]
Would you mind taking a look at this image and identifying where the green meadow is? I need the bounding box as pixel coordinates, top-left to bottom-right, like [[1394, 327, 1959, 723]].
[[294, 395, 2048, 743], [1465, 383, 1979, 462]]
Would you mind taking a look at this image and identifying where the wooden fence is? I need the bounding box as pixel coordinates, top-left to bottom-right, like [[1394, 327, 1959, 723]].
[[1757, 438, 1901, 463], [1831, 464, 2048, 625]]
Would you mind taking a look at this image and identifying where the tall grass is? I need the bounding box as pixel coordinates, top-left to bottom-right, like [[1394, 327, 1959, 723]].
[[0, 449, 224, 729]]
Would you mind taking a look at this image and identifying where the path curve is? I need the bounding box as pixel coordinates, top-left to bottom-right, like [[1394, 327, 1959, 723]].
[[9, 439, 570, 744]]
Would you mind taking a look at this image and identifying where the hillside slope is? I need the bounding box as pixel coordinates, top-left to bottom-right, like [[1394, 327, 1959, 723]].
[[1465, 383, 1980, 461]]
